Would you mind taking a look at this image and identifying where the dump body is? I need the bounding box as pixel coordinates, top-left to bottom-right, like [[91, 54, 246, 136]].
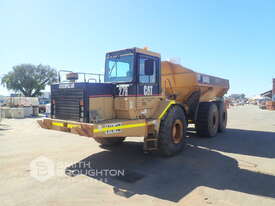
[[161, 61, 229, 102]]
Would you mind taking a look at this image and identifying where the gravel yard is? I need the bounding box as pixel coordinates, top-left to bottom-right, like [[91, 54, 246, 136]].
[[0, 105, 275, 206]]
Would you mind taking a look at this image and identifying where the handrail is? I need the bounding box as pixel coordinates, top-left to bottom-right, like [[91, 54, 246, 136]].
[[58, 70, 104, 83]]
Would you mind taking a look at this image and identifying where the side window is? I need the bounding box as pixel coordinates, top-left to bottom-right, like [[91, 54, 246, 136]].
[[139, 57, 156, 83]]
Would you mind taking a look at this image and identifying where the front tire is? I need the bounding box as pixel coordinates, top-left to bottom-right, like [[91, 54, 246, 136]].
[[94, 137, 125, 146], [158, 105, 187, 156]]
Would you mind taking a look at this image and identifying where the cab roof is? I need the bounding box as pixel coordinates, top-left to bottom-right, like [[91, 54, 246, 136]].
[[106, 47, 161, 58]]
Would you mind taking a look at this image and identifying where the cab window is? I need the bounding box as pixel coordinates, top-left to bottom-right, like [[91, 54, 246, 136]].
[[139, 57, 156, 83], [105, 54, 134, 82]]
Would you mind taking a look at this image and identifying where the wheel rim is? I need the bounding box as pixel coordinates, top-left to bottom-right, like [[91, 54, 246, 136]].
[[172, 120, 183, 144]]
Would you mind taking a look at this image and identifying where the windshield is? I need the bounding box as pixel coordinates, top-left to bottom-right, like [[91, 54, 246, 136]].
[[104, 54, 134, 82]]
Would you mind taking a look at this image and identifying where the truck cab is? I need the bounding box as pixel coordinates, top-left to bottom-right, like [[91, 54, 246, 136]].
[[102, 48, 162, 120], [105, 47, 161, 97], [51, 48, 163, 123]]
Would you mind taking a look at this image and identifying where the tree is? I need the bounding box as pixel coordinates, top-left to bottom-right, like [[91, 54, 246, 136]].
[[1, 64, 58, 97]]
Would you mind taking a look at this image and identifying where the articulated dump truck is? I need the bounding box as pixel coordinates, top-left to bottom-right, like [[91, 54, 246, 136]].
[[38, 48, 229, 156]]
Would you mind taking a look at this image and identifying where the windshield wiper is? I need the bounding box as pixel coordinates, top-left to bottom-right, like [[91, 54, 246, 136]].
[[109, 55, 120, 75]]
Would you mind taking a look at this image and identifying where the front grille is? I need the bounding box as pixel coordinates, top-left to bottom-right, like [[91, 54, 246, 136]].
[[52, 88, 84, 121]]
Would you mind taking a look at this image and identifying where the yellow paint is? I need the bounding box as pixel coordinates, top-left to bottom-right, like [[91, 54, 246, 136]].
[[67, 124, 81, 128], [52, 122, 64, 127], [51, 120, 151, 135], [94, 122, 147, 133], [158, 100, 176, 120]]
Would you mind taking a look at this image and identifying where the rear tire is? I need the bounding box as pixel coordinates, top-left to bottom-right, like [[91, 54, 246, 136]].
[[216, 101, 227, 132], [195, 102, 219, 137], [94, 137, 125, 146], [158, 105, 187, 157]]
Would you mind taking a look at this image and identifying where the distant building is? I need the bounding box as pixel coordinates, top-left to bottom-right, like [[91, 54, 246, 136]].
[[260, 78, 275, 101], [229, 94, 246, 100], [260, 90, 272, 99]]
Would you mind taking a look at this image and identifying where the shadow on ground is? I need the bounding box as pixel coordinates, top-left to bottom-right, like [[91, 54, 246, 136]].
[[66, 129, 275, 202], [188, 128, 275, 158]]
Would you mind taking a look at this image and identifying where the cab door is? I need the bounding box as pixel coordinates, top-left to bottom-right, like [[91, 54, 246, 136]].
[[137, 54, 160, 96], [136, 54, 161, 118]]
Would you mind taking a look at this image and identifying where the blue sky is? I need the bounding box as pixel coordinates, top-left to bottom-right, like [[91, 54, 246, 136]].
[[0, 0, 274, 97]]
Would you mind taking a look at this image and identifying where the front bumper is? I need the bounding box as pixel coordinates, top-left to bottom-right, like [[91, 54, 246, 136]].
[[37, 118, 158, 138]]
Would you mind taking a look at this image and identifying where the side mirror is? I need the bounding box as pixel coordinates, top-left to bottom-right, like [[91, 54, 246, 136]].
[[144, 60, 154, 76]]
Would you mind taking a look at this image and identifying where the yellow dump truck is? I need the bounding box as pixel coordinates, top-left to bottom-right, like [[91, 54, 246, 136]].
[[38, 48, 229, 156]]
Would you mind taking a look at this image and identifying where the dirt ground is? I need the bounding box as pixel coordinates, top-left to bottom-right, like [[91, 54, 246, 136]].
[[0, 105, 275, 206]]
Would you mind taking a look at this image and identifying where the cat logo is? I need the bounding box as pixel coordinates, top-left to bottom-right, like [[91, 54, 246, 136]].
[[144, 85, 153, 96]]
